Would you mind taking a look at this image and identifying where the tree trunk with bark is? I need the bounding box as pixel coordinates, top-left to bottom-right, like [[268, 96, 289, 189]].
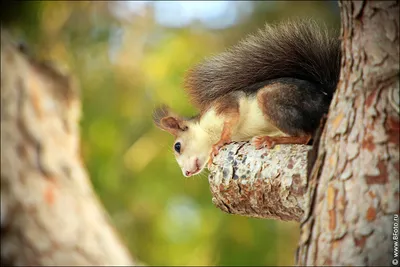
[[297, 1, 399, 265], [0, 31, 136, 266]]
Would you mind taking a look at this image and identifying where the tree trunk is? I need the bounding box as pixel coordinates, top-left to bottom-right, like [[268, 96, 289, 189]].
[[1, 31, 136, 265], [297, 1, 399, 265]]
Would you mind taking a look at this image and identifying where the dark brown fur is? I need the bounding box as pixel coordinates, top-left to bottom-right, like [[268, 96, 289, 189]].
[[184, 19, 341, 112], [256, 78, 331, 136]]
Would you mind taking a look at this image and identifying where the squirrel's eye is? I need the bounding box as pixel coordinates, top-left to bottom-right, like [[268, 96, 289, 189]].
[[174, 142, 181, 153]]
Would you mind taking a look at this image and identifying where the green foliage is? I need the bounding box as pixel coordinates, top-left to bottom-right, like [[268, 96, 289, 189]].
[[5, 1, 339, 265]]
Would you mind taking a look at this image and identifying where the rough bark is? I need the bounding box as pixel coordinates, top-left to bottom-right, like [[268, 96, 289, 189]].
[[208, 142, 310, 222], [0, 31, 135, 265], [297, 1, 399, 266]]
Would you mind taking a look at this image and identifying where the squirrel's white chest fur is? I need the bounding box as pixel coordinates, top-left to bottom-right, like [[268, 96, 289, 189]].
[[198, 95, 285, 142], [235, 96, 285, 139]]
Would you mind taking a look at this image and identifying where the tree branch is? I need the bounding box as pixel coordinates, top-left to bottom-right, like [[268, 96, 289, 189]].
[[208, 142, 311, 222], [1, 31, 136, 266]]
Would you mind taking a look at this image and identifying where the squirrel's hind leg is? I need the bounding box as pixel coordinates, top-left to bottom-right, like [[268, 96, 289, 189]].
[[251, 135, 311, 150], [255, 78, 329, 148]]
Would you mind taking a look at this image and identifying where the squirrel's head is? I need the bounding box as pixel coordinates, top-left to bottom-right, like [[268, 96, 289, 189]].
[[153, 105, 211, 177]]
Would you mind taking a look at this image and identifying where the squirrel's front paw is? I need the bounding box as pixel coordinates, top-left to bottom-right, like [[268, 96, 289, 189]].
[[251, 136, 276, 149], [207, 140, 230, 168], [207, 144, 222, 168]]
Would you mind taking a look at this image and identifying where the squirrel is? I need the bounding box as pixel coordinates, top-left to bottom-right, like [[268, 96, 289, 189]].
[[153, 19, 341, 177]]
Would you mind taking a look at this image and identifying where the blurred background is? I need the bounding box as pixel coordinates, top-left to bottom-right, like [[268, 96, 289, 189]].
[[2, 1, 340, 265]]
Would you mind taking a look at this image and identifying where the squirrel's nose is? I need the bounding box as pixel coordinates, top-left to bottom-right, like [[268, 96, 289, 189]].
[[185, 171, 191, 176]]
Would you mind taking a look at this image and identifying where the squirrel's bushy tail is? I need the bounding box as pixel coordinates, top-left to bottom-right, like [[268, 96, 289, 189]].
[[184, 19, 341, 110]]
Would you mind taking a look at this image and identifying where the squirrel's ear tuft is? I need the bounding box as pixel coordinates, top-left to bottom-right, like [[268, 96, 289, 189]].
[[153, 105, 188, 135], [153, 105, 171, 128]]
